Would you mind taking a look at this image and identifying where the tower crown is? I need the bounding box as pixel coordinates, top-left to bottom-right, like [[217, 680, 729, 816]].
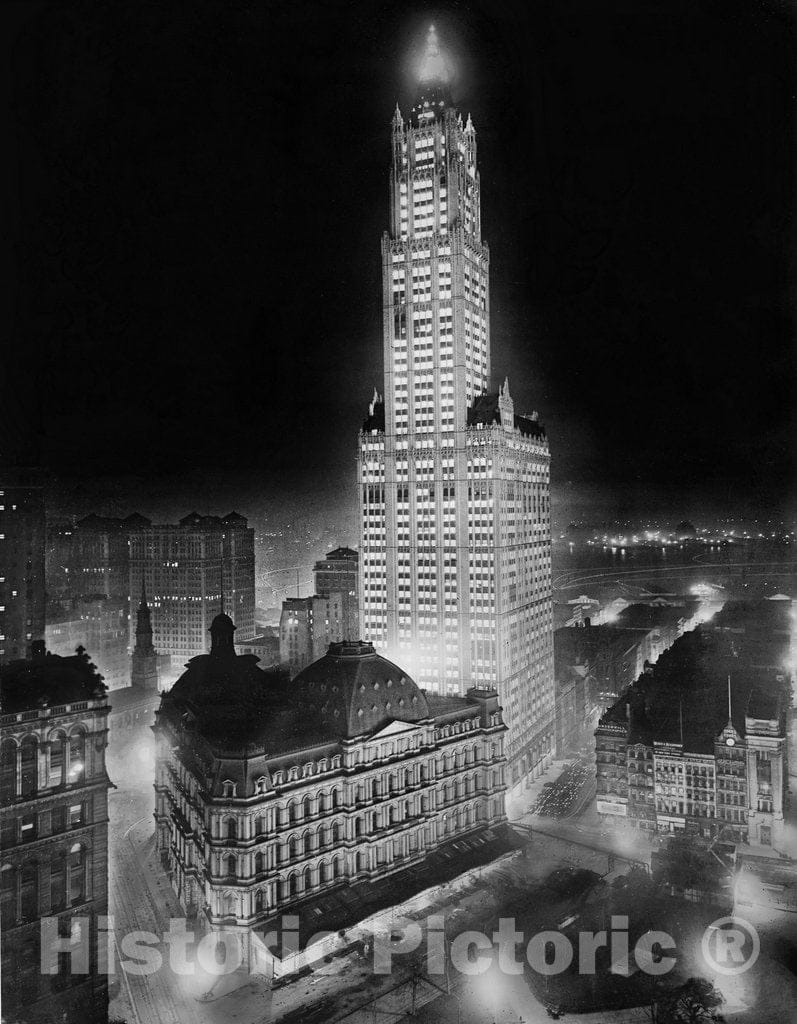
[[413, 24, 453, 125]]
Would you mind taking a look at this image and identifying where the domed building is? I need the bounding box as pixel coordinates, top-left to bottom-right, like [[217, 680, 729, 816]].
[[153, 616, 509, 973]]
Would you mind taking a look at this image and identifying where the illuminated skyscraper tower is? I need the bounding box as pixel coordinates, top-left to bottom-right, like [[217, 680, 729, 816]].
[[358, 26, 554, 782]]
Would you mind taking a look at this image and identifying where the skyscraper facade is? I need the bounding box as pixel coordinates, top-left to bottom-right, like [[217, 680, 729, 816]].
[[358, 28, 554, 782], [0, 467, 45, 664], [128, 512, 255, 684], [313, 546, 359, 642]]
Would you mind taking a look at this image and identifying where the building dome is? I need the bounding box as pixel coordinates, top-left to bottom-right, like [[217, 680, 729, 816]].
[[292, 641, 429, 739]]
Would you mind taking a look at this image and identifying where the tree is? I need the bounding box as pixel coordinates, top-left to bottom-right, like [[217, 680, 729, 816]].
[[659, 977, 725, 1023]]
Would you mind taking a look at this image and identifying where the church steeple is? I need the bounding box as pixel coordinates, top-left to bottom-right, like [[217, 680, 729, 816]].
[[131, 584, 159, 690]]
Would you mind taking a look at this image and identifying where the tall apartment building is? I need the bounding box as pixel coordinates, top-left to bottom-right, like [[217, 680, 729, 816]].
[[45, 595, 130, 690], [0, 647, 111, 1023], [313, 547, 359, 642], [0, 466, 45, 663], [358, 26, 554, 782], [279, 596, 330, 677], [70, 513, 148, 601], [128, 512, 255, 683]]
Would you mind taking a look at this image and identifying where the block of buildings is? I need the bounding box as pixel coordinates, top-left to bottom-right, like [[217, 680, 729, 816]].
[[153, 615, 509, 974], [358, 26, 554, 784], [0, 646, 111, 1023], [594, 601, 791, 850]]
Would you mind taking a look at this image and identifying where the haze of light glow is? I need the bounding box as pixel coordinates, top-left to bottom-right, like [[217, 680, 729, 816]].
[[417, 23, 453, 84]]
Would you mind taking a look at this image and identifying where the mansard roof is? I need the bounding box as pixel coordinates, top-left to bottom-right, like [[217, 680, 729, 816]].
[[324, 547, 358, 561]]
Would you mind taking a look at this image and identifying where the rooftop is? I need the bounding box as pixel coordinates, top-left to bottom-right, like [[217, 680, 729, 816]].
[[598, 601, 791, 751], [0, 647, 107, 716], [466, 392, 547, 440]]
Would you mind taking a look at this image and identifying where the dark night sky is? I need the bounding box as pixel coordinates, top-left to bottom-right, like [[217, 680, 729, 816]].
[[1, 0, 795, 522]]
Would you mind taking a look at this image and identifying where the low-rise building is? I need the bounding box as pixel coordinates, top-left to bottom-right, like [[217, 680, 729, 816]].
[[153, 616, 509, 973]]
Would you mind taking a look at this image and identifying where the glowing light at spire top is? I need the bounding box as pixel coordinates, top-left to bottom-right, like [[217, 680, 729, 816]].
[[418, 22, 451, 84]]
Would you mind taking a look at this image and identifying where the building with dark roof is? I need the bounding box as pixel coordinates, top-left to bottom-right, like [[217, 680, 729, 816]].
[[594, 601, 791, 849], [0, 647, 111, 1023], [153, 617, 509, 973]]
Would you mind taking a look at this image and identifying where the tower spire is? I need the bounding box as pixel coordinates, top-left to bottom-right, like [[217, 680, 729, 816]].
[[132, 580, 159, 690]]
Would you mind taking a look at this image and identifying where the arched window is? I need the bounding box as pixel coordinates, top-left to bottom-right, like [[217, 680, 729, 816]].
[[255, 815, 266, 836], [332, 857, 341, 879], [224, 854, 236, 878], [303, 832, 312, 856], [49, 735, 66, 785], [371, 812, 378, 832], [318, 792, 328, 813], [254, 852, 265, 875], [302, 795, 312, 819], [404, 769, 412, 789], [302, 866, 312, 892], [20, 737, 37, 798], [332, 821, 341, 844], [68, 732, 85, 784], [255, 889, 265, 913], [1, 742, 16, 803], [355, 817, 362, 838], [288, 801, 297, 824], [289, 835, 299, 859], [319, 861, 328, 883], [403, 800, 410, 819], [288, 874, 298, 897], [225, 818, 237, 840], [331, 788, 340, 809], [371, 778, 379, 799], [356, 851, 367, 873]]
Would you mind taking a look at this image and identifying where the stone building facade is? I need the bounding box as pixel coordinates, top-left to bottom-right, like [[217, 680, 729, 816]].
[[154, 617, 508, 970], [0, 648, 111, 1023]]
